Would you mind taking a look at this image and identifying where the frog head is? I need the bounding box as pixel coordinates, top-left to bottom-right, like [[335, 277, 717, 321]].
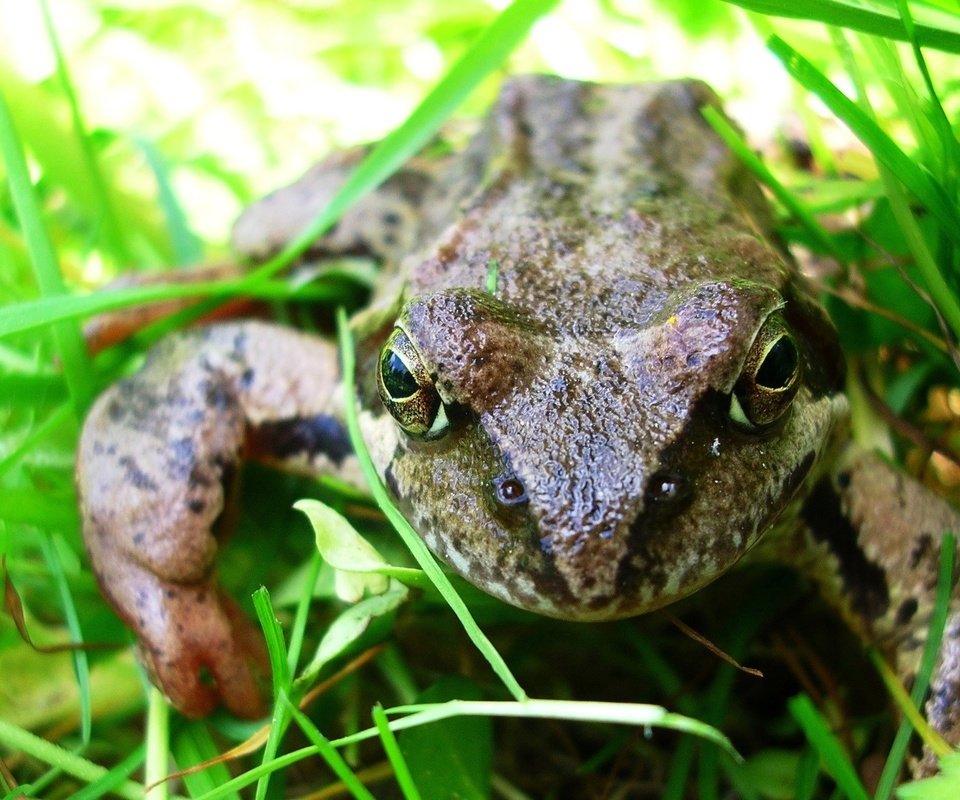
[[358, 272, 847, 620]]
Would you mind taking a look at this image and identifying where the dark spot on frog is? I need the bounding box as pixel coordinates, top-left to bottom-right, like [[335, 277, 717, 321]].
[[166, 589, 176, 599], [247, 414, 352, 466], [133, 531, 145, 545], [188, 463, 213, 489], [187, 498, 206, 514], [802, 479, 890, 620], [382, 210, 402, 227], [231, 329, 248, 356], [384, 463, 400, 500], [239, 368, 255, 390], [118, 455, 159, 492], [783, 450, 816, 500], [195, 591, 206, 603], [200, 379, 236, 412], [896, 597, 919, 625], [166, 437, 196, 480], [910, 534, 934, 571]]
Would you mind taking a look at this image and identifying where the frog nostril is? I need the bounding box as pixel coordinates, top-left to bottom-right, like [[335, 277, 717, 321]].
[[493, 473, 528, 506], [645, 471, 692, 507]]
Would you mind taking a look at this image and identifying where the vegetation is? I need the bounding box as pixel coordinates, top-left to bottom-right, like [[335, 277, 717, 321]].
[[2, 0, 960, 797]]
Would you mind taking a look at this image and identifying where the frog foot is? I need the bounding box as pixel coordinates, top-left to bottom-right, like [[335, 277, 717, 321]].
[[77, 321, 350, 717], [105, 558, 269, 718]]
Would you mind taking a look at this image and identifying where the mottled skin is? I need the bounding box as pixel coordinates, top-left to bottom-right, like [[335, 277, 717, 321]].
[[77, 77, 960, 762]]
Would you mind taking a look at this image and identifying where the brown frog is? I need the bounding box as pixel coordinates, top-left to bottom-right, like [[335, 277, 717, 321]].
[[76, 78, 960, 759]]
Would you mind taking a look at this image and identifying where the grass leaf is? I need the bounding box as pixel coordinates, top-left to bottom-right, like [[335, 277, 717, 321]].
[[723, 0, 960, 53], [788, 695, 869, 800], [0, 92, 93, 411]]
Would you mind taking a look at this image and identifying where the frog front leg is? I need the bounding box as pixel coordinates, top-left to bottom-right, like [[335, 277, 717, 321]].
[[77, 321, 356, 717], [795, 444, 960, 774]]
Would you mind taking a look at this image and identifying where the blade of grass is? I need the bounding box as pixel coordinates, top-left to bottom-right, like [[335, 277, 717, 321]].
[[287, 551, 324, 677], [38, 0, 131, 264], [252, 587, 294, 800], [145, 687, 171, 800], [40, 533, 91, 745], [702, 106, 845, 261], [0, 92, 93, 411], [789, 694, 869, 800], [285, 699, 377, 800], [0, 277, 346, 339], [70, 744, 146, 800], [373, 704, 422, 800], [172, 723, 241, 800], [137, 137, 202, 266], [239, 0, 561, 288], [189, 699, 739, 800], [722, 0, 960, 53], [337, 308, 525, 702], [0, 718, 146, 800]]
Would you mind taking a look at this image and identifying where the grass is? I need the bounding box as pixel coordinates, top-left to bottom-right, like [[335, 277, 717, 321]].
[[2, 0, 960, 797]]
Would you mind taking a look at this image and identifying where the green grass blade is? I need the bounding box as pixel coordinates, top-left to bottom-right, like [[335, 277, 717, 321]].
[[337, 308, 526, 702], [789, 695, 869, 800], [0, 718, 145, 799], [241, 0, 561, 287], [373, 704, 423, 800], [0, 278, 344, 339], [722, 0, 960, 53], [40, 534, 92, 745], [172, 723, 241, 799], [145, 688, 171, 800], [69, 744, 146, 800], [39, 0, 131, 264], [285, 699, 377, 800], [137, 137, 202, 266], [0, 92, 93, 411], [702, 106, 845, 260], [252, 588, 295, 800]]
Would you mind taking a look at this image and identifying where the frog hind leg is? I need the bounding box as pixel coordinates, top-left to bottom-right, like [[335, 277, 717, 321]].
[[77, 320, 355, 718], [794, 444, 960, 776]]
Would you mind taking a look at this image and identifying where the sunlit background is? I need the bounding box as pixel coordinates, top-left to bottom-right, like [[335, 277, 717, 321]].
[[0, 0, 804, 276]]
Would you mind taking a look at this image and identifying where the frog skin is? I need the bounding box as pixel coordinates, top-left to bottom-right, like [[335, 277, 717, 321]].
[[76, 77, 960, 760]]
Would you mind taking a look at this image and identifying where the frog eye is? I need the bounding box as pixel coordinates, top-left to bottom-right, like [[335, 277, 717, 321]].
[[376, 328, 449, 438], [729, 315, 800, 430]]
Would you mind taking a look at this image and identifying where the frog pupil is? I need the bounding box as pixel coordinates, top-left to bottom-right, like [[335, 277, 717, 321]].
[[381, 350, 419, 399], [755, 336, 797, 389]]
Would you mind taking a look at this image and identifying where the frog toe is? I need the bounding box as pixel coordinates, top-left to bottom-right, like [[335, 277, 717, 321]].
[[137, 580, 269, 719]]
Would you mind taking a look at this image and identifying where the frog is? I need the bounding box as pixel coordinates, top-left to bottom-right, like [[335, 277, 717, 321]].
[[76, 76, 960, 763]]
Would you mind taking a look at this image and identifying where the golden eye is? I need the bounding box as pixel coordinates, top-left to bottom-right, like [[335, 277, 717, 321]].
[[376, 328, 449, 438], [729, 315, 801, 430]]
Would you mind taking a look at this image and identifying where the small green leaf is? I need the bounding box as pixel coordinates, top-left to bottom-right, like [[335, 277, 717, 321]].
[[294, 498, 390, 601], [299, 586, 408, 685]]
